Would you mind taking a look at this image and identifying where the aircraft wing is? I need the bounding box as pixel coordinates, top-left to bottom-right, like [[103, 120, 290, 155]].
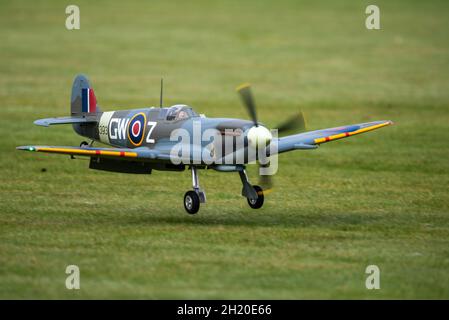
[[276, 120, 393, 153], [16, 145, 172, 161]]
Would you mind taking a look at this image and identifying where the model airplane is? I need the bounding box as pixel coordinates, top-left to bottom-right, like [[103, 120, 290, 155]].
[[17, 75, 393, 214]]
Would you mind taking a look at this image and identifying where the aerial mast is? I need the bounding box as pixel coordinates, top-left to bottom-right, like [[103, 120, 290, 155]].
[[159, 78, 163, 108]]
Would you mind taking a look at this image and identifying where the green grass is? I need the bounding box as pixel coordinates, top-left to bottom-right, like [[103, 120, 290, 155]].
[[1, 0, 449, 299]]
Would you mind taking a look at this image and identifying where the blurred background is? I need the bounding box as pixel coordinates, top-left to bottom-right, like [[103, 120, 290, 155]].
[[0, 0, 448, 299]]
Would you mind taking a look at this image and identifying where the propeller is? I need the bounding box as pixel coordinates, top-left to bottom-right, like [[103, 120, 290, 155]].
[[276, 111, 306, 136], [236, 83, 307, 191], [236, 83, 258, 126]]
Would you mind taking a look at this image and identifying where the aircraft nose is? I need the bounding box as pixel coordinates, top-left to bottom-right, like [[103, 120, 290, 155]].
[[247, 125, 272, 148]]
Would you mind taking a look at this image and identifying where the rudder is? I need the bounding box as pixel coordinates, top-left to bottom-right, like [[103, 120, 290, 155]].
[[71, 74, 100, 115]]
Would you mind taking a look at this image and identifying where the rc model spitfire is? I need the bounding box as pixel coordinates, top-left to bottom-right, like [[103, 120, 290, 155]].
[[17, 75, 393, 214]]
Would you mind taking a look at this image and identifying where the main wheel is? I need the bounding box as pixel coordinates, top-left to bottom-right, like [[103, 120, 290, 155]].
[[184, 191, 200, 214], [247, 185, 264, 209], [80, 141, 89, 147]]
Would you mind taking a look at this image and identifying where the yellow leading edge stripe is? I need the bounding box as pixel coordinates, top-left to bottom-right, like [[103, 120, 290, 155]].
[[35, 147, 138, 158], [314, 121, 392, 144]]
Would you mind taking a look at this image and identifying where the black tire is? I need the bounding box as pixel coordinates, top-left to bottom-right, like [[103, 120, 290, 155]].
[[184, 191, 200, 214], [247, 185, 264, 209], [80, 141, 89, 147]]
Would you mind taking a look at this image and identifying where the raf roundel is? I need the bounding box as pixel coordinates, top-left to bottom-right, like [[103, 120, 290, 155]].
[[127, 113, 146, 146]]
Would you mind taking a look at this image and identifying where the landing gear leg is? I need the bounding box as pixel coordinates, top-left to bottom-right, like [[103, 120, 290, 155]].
[[238, 168, 264, 209], [183, 166, 206, 214]]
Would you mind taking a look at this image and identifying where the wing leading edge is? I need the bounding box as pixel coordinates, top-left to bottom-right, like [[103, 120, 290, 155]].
[[16, 145, 171, 161], [276, 120, 393, 153]]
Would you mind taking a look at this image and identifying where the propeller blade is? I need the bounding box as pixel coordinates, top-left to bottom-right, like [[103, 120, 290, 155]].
[[258, 112, 307, 191], [258, 156, 275, 191], [276, 111, 306, 135], [236, 83, 258, 126], [259, 170, 273, 190]]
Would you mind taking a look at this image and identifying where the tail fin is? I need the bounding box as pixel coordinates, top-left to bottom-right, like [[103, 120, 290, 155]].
[[71, 74, 101, 115]]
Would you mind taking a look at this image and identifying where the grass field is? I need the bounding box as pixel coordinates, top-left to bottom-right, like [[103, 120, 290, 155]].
[[1, 0, 449, 299]]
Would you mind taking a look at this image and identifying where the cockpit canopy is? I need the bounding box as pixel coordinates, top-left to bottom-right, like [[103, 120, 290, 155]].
[[164, 105, 198, 121]]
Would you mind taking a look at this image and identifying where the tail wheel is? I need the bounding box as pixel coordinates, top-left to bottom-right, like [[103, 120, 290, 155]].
[[247, 185, 264, 209], [80, 141, 89, 147], [184, 191, 200, 214]]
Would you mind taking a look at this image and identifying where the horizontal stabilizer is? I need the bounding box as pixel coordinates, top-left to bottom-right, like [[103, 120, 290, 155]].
[[34, 116, 98, 127]]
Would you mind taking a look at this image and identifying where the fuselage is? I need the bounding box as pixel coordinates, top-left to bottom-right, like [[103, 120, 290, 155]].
[[73, 104, 265, 165]]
